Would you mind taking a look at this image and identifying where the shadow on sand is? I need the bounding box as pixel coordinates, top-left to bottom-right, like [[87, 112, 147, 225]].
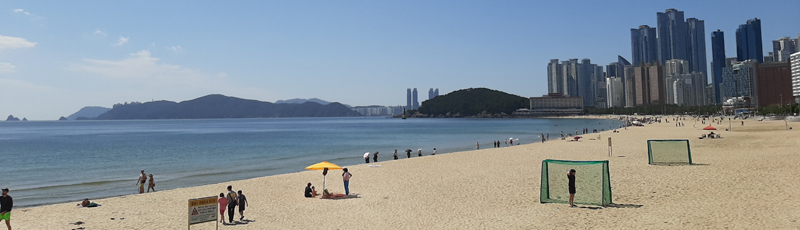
[[223, 219, 256, 226], [605, 203, 644, 208]]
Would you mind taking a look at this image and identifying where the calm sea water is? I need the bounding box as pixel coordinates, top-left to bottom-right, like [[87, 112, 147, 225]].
[[0, 117, 623, 207]]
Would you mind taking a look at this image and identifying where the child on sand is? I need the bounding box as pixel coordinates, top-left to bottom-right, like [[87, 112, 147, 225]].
[[218, 193, 228, 223], [568, 169, 577, 208], [237, 190, 248, 221]]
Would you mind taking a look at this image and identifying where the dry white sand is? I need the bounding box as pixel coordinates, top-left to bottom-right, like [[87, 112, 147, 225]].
[[11, 117, 800, 229]]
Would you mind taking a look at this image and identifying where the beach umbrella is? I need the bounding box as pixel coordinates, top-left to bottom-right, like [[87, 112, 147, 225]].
[[305, 161, 342, 191], [703, 126, 716, 130]]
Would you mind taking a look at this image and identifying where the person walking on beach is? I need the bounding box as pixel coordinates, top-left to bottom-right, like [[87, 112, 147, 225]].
[[237, 190, 248, 221], [136, 170, 147, 194], [226, 185, 238, 223], [147, 174, 156, 193], [363, 152, 370, 164], [218, 193, 228, 223], [541, 133, 545, 143], [418, 148, 422, 157], [373, 151, 379, 163], [0, 188, 12, 230], [342, 168, 352, 195], [432, 148, 436, 155], [393, 149, 398, 160], [568, 169, 577, 208], [406, 149, 411, 158], [476, 142, 480, 149]]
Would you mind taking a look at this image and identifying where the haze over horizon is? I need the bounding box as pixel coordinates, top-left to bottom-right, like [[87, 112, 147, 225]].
[[2, 0, 799, 120]]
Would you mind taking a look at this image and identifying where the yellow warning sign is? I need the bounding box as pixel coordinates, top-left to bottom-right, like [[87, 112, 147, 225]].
[[188, 196, 217, 225]]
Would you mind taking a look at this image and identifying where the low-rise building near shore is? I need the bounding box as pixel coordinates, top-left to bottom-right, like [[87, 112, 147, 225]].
[[514, 93, 584, 116]]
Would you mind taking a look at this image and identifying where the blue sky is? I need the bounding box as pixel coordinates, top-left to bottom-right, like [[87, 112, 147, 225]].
[[1, 0, 799, 120]]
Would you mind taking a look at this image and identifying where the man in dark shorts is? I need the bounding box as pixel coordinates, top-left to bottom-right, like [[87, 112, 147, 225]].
[[226, 185, 237, 223], [305, 182, 313, 198], [568, 169, 576, 208], [0, 188, 11, 230], [237, 190, 248, 221]]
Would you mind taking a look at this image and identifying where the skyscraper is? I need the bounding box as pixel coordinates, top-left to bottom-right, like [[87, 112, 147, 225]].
[[686, 18, 707, 77], [632, 62, 666, 106], [791, 52, 800, 104], [736, 18, 763, 63], [711, 29, 726, 104], [577, 59, 598, 107], [631, 25, 658, 66], [547, 59, 563, 94], [773, 37, 798, 62], [406, 88, 412, 109], [657, 9, 687, 63], [561, 59, 579, 97], [412, 88, 419, 109], [434, 88, 439, 97], [606, 77, 625, 108], [664, 59, 690, 104], [428, 88, 434, 100]]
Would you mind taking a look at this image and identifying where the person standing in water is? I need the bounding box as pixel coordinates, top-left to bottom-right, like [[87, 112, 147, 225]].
[[147, 174, 156, 192], [373, 151, 379, 163], [432, 148, 436, 155], [418, 148, 422, 157], [363, 152, 370, 164], [393, 149, 398, 160], [136, 170, 147, 194]]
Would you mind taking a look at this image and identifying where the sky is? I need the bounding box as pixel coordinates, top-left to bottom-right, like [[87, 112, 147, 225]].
[[1, 0, 799, 120]]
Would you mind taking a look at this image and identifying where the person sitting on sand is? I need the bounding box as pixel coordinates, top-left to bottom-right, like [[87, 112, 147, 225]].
[[78, 198, 99, 207], [311, 186, 317, 197], [305, 183, 313, 198]]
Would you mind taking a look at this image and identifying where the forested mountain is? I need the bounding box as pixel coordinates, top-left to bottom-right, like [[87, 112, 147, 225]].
[[417, 88, 528, 117], [95, 94, 361, 119]]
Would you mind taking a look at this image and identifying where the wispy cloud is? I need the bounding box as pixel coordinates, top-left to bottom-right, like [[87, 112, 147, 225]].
[[0, 35, 37, 50], [13, 9, 32, 15], [167, 45, 183, 52], [67, 50, 276, 100], [115, 36, 129, 46], [94, 29, 107, 36], [0, 62, 16, 74]]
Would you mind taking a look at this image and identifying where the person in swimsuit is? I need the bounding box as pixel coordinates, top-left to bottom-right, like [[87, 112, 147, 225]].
[[147, 174, 156, 192], [568, 169, 577, 208], [136, 170, 147, 194]]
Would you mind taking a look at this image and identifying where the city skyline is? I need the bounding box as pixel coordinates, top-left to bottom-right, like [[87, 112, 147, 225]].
[[2, 1, 800, 119]]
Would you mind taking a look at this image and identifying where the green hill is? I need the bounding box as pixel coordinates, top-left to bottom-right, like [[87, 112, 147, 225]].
[[417, 88, 528, 117]]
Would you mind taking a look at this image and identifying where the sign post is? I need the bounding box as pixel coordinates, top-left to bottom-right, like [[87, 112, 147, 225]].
[[608, 137, 612, 157], [188, 196, 218, 230]]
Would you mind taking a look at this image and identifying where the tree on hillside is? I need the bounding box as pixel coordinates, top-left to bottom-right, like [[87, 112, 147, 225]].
[[417, 88, 528, 116]]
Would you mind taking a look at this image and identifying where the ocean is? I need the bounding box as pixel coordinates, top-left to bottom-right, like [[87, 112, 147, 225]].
[[0, 117, 623, 207]]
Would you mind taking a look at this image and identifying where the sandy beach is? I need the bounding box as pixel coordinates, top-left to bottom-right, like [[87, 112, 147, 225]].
[[11, 116, 800, 229]]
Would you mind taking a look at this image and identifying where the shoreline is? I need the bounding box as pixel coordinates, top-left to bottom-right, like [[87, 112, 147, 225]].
[[13, 116, 800, 229]]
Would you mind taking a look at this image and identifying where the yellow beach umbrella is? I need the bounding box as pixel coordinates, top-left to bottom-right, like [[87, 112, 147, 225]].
[[305, 161, 342, 170], [305, 161, 342, 191]]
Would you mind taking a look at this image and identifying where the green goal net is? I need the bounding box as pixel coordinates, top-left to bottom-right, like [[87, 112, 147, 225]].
[[540, 159, 611, 206], [647, 140, 692, 165]]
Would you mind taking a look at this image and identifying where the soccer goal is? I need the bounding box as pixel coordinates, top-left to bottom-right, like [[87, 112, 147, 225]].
[[647, 139, 692, 165], [540, 159, 611, 206]]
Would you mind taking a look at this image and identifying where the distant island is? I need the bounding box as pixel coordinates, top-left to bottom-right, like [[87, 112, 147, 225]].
[[95, 94, 361, 120], [64, 106, 111, 120], [274, 98, 352, 108], [410, 88, 529, 118], [5, 115, 22, 121]]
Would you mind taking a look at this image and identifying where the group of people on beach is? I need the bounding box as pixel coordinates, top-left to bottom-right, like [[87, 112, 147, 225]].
[[305, 167, 354, 198], [136, 170, 156, 194], [218, 185, 248, 224], [365, 148, 437, 163]]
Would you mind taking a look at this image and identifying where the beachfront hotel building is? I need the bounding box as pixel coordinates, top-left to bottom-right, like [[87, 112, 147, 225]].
[[792, 52, 800, 104], [514, 93, 583, 116], [606, 77, 625, 108], [628, 62, 666, 106], [755, 62, 792, 107], [720, 60, 758, 107], [772, 37, 798, 63]]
